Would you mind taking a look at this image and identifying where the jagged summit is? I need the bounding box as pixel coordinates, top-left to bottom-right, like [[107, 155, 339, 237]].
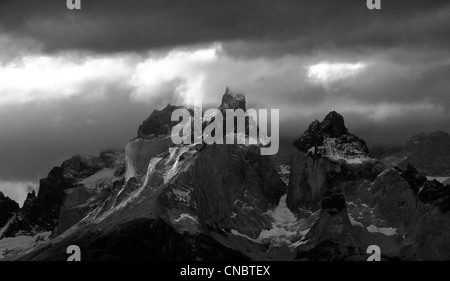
[[137, 104, 185, 138], [137, 88, 246, 139], [320, 111, 349, 138], [294, 111, 370, 165], [5, 89, 450, 261], [219, 87, 246, 111]]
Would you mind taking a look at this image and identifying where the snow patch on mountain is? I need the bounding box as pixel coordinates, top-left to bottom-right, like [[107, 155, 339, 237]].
[[163, 146, 193, 184], [229, 195, 315, 247], [231, 229, 259, 243], [81, 168, 115, 189], [258, 195, 298, 242], [257, 195, 316, 247], [348, 213, 364, 227], [366, 225, 398, 236], [174, 213, 197, 223], [277, 165, 290, 185], [0, 231, 51, 260], [315, 138, 374, 165]]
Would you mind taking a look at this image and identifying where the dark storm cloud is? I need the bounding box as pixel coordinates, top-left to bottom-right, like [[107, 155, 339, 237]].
[[1, 0, 449, 55]]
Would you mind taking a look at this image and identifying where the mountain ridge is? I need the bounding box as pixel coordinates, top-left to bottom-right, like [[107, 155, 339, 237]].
[[2, 90, 450, 260]]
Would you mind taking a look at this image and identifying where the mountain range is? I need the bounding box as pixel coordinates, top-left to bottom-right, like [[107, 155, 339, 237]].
[[1, 88, 450, 260]]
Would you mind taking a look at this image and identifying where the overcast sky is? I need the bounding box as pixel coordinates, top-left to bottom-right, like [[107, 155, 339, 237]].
[[1, 0, 450, 204]]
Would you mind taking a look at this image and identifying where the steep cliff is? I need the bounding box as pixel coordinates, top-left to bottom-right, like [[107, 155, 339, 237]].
[[287, 112, 450, 260]]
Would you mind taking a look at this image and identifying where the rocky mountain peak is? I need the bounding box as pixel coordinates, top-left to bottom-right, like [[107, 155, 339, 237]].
[[137, 104, 186, 138], [294, 111, 370, 164], [321, 111, 348, 138], [137, 88, 246, 139], [219, 87, 246, 111]]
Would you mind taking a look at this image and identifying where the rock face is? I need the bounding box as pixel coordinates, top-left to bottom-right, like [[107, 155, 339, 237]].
[[2, 151, 125, 238], [287, 112, 450, 260], [56, 151, 125, 234], [400, 164, 427, 193], [368, 169, 417, 230], [287, 151, 340, 210], [2, 167, 68, 237], [17, 89, 287, 261], [0, 192, 19, 236], [288, 111, 375, 211], [381, 130, 450, 176], [125, 137, 173, 180], [296, 187, 360, 261], [192, 144, 285, 237]]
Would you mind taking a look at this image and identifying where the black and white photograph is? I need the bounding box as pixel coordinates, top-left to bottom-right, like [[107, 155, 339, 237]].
[[1, 0, 450, 271]]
